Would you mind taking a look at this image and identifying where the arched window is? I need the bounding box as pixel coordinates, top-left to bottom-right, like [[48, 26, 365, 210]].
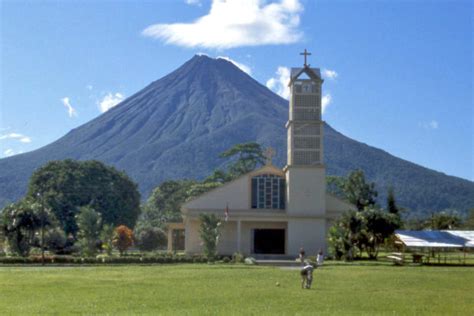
[[251, 174, 285, 209]]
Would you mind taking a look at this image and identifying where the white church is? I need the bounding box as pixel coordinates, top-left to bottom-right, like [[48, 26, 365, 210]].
[[167, 51, 355, 257]]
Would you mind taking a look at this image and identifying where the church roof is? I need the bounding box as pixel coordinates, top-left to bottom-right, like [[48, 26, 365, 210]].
[[288, 66, 321, 86], [182, 164, 284, 211]]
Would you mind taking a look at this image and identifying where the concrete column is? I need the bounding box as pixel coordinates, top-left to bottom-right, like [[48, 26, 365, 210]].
[[167, 229, 173, 252], [237, 220, 241, 253]]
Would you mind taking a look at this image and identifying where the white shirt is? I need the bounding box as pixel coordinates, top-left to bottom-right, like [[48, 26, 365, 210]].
[[317, 254, 324, 266]]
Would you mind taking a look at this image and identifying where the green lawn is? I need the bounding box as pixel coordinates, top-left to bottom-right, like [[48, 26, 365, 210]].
[[1, 263, 473, 315]]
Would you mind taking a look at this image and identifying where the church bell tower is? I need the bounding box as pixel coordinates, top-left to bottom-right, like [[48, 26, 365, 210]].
[[285, 49, 326, 216]]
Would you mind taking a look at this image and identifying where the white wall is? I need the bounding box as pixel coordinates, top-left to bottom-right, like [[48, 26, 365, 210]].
[[184, 219, 202, 254], [326, 193, 355, 213], [286, 166, 326, 216], [184, 219, 289, 256], [185, 176, 250, 210], [287, 219, 327, 256]]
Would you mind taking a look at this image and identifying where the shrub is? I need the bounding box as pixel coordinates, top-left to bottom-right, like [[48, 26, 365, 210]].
[[232, 252, 244, 263], [100, 224, 114, 256], [135, 226, 166, 252], [0, 253, 209, 265], [76, 206, 102, 257], [113, 225, 133, 256], [44, 228, 67, 254], [199, 213, 221, 262]]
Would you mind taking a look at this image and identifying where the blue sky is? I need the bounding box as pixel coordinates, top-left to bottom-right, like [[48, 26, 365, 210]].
[[1, 0, 472, 180]]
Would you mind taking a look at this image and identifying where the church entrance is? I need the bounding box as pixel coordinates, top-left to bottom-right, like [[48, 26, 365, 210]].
[[253, 229, 285, 254]]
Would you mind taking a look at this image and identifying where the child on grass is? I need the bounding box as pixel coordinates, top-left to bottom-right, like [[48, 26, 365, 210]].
[[300, 261, 314, 289]]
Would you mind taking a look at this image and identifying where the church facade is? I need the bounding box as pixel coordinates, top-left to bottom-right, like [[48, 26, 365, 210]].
[[168, 54, 355, 257]]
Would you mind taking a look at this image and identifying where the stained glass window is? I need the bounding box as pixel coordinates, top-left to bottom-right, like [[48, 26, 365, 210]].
[[251, 174, 285, 209]]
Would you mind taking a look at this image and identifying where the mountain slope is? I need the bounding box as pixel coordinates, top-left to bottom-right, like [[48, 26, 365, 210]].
[[1, 55, 473, 217]]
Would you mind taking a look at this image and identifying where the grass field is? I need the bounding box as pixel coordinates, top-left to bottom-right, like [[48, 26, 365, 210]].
[[1, 262, 473, 315]]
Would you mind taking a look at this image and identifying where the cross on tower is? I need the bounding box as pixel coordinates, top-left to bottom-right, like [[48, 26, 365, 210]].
[[300, 49, 312, 67], [263, 147, 275, 165]]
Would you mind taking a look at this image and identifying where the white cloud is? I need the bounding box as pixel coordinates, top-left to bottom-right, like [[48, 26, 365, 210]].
[[266, 66, 291, 99], [217, 56, 252, 74], [98, 93, 125, 113], [185, 0, 202, 6], [322, 69, 338, 80], [61, 97, 78, 118], [321, 94, 332, 114], [86, 85, 93, 91], [143, 0, 303, 49], [429, 120, 439, 129], [420, 120, 439, 130], [0, 132, 31, 143]]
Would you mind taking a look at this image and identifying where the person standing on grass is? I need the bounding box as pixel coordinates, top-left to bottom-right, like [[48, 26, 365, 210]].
[[317, 249, 324, 267], [299, 247, 306, 265]]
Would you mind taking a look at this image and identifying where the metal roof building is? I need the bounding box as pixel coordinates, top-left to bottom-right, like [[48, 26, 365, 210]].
[[395, 230, 474, 248]]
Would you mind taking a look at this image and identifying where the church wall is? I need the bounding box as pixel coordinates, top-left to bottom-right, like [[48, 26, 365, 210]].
[[326, 193, 355, 214], [217, 221, 237, 255], [184, 218, 290, 256], [286, 167, 326, 216], [184, 219, 203, 254], [185, 176, 250, 210], [287, 219, 327, 256]]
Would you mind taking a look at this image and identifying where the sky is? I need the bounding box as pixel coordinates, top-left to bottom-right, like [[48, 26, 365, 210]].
[[1, 0, 472, 181]]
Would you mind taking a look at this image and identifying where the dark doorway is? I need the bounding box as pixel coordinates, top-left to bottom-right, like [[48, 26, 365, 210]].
[[172, 229, 185, 251], [253, 229, 285, 254]]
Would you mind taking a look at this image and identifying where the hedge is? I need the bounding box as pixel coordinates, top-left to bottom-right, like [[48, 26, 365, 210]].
[[0, 254, 233, 265]]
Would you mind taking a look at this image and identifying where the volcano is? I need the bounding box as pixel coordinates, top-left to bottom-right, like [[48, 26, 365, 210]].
[[1, 55, 473, 217]]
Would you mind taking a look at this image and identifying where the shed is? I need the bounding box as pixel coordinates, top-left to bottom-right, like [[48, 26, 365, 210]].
[[394, 230, 474, 264]]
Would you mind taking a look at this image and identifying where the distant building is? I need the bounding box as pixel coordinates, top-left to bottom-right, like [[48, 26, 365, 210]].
[[167, 51, 355, 256]]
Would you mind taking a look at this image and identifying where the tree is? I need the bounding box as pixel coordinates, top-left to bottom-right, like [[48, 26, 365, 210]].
[[140, 180, 222, 229], [204, 169, 233, 184], [387, 187, 400, 215], [326, 176, 346, 199], [0, 215, 5, 252], [100, 224, 115, 256], [426, 211, 463, 230], [199, 213, 221, 261], [328, 170, 378, 211], [328, 224, 350, 260], [76, 206, 102, 256], [219, 142, 265, 179], [44, 227, 67, 254], [26, 159, 140, 236], [141, 180, 196, 228], [386, 187, 402, 229], [1, 200, 42, 256], [463, 209, 474, 229], [328, 210, 365, 260], [328, 208, 399, 260], [361, 208, 399, 259], [113, 225, 133, 256], [135, 226, 166, 252], [185, 182, 222, 198]]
